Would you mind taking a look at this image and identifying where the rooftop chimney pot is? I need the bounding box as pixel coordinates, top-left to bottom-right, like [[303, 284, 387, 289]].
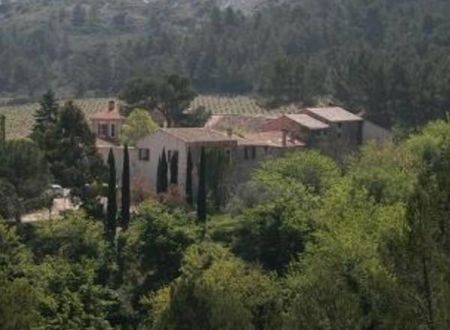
[[108, 100, 115, 112]]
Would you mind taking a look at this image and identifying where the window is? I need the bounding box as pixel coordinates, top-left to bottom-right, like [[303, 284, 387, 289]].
[[98, 123, 108, 137], [139, 148, 150, 161], [111, 124, 116, 138], [225, 149, 231, 162], [337, 123, 343, 139], [244, 147, 256, 160]]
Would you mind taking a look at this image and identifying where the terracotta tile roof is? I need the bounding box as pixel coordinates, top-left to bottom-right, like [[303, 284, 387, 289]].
[[239, 131, 305, 148], [205, 114, 277, 133], [284, 114, 330, 130], [303, 107, 362, 122], [162, 128, 234, 143], [90, 103, 125, 121], [95, 138, 118, 149]]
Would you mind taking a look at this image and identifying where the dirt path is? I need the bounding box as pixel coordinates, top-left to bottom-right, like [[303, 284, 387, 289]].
[[21, 197, 78, 223]]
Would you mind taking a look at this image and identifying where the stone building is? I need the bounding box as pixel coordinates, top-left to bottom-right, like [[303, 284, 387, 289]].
[[90, 101, 391, 199], [134, 128, 237, 196]]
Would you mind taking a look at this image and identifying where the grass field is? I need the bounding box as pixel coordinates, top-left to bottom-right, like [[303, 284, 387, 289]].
[[0, 95, 302, 140]]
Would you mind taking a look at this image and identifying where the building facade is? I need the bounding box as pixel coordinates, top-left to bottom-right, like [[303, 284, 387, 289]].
[[90, 102, 391, 199]]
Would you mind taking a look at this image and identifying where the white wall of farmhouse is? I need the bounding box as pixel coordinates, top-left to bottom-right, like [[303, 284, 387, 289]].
[[135, 131, 188, 194], [97, 145, 138, 185]]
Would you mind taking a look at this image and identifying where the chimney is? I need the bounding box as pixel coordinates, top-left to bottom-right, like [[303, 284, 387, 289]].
[[282, 129, 288, 147], [227, 128, 233, 138], [108, 100, 115, 112]]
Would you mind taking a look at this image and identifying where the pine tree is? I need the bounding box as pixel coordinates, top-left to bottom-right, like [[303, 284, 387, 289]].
[[170, 152, 178, 185], [161, 148, 168, 192], [186, 148, 193, 205], [197, 147, 207, 222], [121, 144, 130, 231], [32, 89, 59, 142], [46, 101, 104, 189], [106, 149, 117, 244]]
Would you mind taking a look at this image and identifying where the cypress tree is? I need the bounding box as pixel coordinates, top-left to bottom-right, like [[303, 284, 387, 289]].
[[197, 147, 207, 222], [186, 148, 193, 205], [161, 148, 168, 192], [106, 148, 117, 244], [121, 144, 130, 231], [170, 152, 178, 184], [156, 155, 162, 194], [0, 115, 5, 144]]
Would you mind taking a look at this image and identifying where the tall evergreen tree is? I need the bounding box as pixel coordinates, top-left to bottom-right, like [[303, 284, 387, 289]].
[[121, 144, 130, 231], [31, 89, 59, 143], [156, 156, 162, 194], [46, 101, 104, 189], [186, 148, 193, 205], [0, 115, 5, 144], [197, 147, 207, 222], [106, 149, 117, 244], [170, 152, 178, 185], [161, 148, 168, 193]]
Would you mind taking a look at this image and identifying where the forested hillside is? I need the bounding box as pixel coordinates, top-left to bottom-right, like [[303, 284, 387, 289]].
[[2, 0, 450, 129]]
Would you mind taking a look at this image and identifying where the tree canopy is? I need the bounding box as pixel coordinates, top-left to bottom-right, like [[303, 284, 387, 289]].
[[120, 75, 197, 127], [120, 108, 159, 145]]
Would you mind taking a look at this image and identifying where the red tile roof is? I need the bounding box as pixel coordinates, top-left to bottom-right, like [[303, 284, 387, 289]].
[[205, 114, 277, 133], [239, 131, 305, 148], [90, 105, 125, 121], [95, 138, 118, 149], [284, 114, 330, 130], [162, 128, 234, 143], [303, 107, 362, 122]]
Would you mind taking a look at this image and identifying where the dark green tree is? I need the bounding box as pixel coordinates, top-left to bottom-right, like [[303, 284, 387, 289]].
[[46, 101, 104, 190], [121, 144, 130, 231], [160, 148, 168, 193], [120, 75, 197, 127], [0, 179, 20, 221], [156, 156, 162, 194], [186, 148, 193, 205], [0, 115, 5, 144], [32, 90, 59, 136], [105, 149, 117, 244], [0, 140, 50, 221], [170, 152, 178, 185], [197, 147, 207, 222]]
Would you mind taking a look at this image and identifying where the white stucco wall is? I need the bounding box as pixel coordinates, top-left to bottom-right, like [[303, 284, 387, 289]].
[[135, 131, 188, 194], [97, 146, 138, 186]]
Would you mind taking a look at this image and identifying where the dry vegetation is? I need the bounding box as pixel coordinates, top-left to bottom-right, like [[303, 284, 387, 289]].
[[0, 95, 303, 139], [0, 98, 114, 140]]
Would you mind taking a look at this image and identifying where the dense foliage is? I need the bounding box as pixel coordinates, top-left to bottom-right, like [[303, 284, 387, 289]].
[[120, 108, 158, 146], [0, 139, 50, 220], [2, 0, 450, 129], [2, 119, 450, 328]]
